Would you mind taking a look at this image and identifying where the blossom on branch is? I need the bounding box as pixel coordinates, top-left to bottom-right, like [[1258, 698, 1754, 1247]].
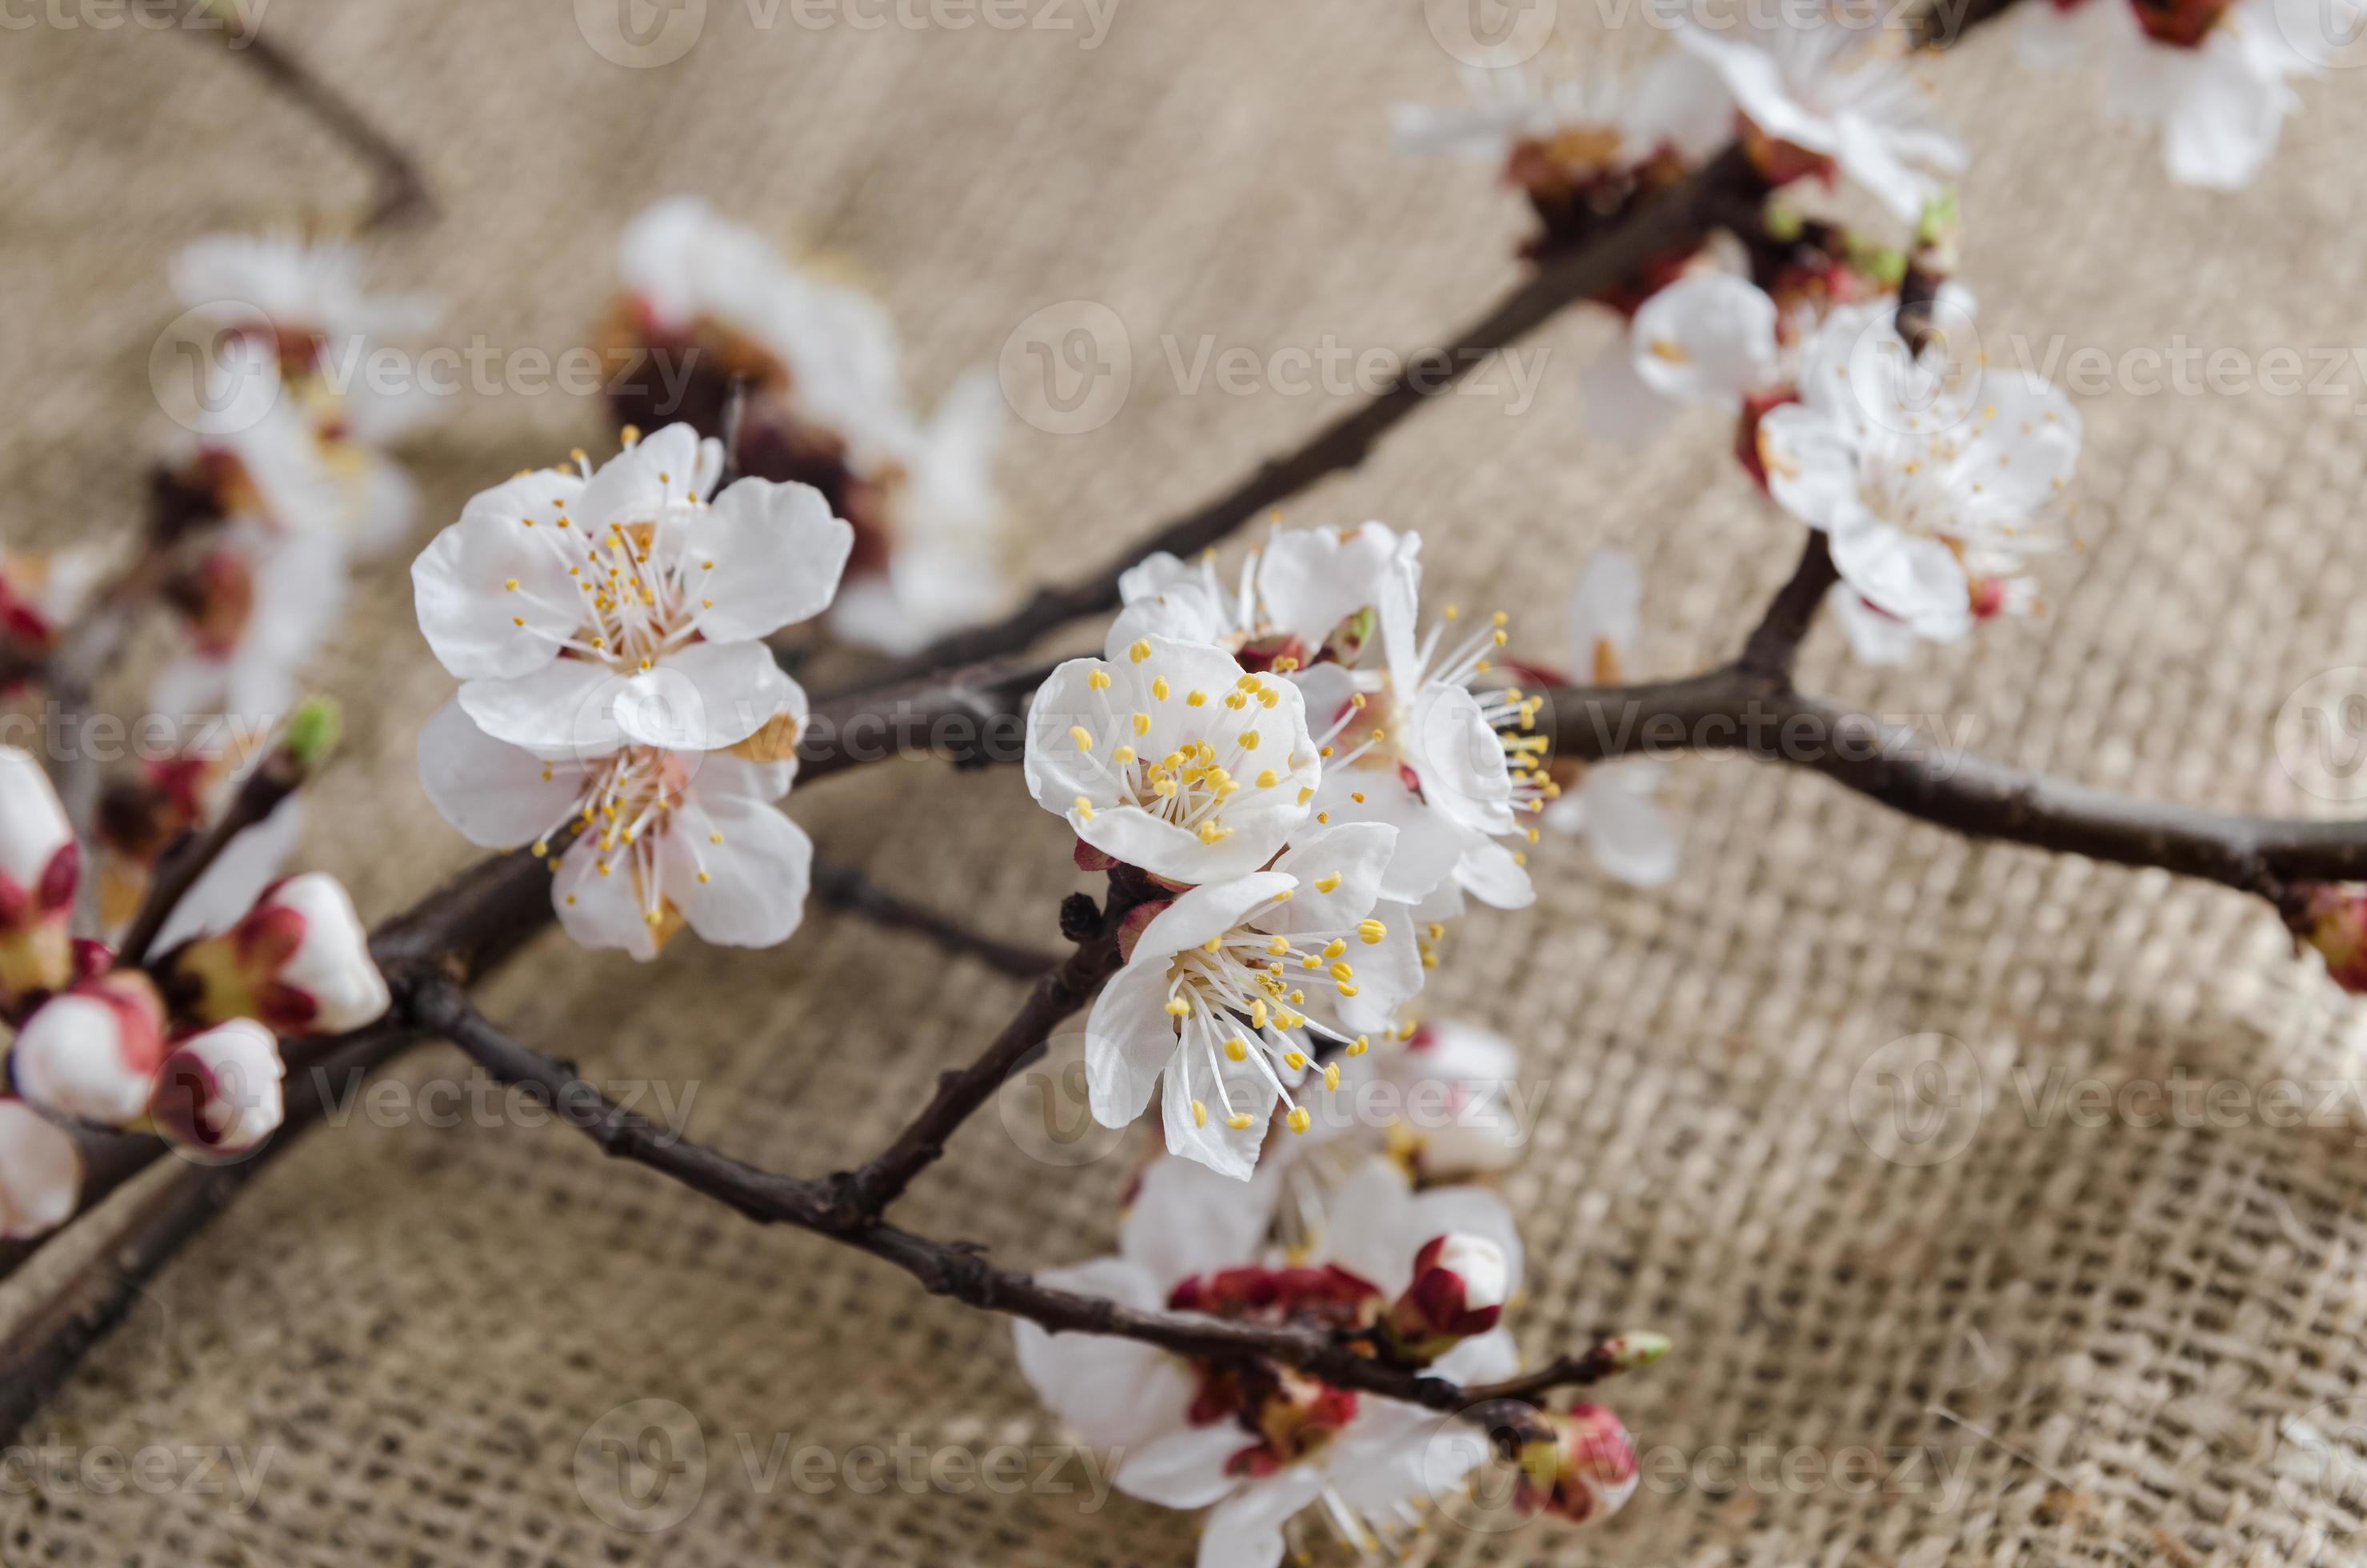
[[146, 1018, 286, 1159], [156, 872, 390, 1037], [413, 422, 847, 758], [0, 746, 78, 1014], [1014, 1155, 1528, 1567], [1085, 825, 1421, 1178], [1755, 302, 2081, 646]]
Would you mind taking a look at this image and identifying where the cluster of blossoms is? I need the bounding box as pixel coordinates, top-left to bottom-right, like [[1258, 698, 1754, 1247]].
[[0, 743, 390, 1239], [1016, 1154, 1647, 1563], [1027, 520, 1673, 1180], [98, 236, 439, 942], [412, 423, 850, 960], [1400, 8, 2090, 668], [602, 197, 1014, 655]]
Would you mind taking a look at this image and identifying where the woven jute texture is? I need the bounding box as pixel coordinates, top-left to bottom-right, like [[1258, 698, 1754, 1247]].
[[5, 1, 2367, 1562]]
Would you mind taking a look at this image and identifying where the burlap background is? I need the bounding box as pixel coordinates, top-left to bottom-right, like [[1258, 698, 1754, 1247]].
[[4, 1, 2366, 1561]]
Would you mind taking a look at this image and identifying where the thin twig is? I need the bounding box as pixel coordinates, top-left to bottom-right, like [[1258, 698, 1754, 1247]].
[[194, 6, 431, 230], [116, 744, 304, 969], [1734, 534, 1839, 676], [843, 144, 1771, 692], [811, 857, 1060, 980]]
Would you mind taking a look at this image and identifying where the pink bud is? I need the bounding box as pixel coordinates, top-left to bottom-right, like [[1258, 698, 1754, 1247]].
[[0, 746, 77, 1012], [1514, 1402, 1640, 1526], [2301, 886, 2367, 994], [0, 1097, 80, 1240], [166, 873, 389, 1036], [6, 972, 169, 1127], [148, 1019, 286, 1158], [1384, 1232, 1509, 1361]]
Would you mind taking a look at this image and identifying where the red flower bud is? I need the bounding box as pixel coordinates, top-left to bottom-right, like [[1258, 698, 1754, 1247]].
[[1383, 1232, 1509, 1361], [1514, 1402, 1641, 1526]]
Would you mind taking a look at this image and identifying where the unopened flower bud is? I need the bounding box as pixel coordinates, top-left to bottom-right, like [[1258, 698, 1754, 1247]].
[[1384, 1232, 1509, 1362], [6, 972, 169, 1126], [164, 873, 389, 1036], [0, 1097, 81, 1239], [1513, 1402, 1640, 1526], [148, 1019, 286, 1158], [1596, 1331, 1673, 1374], [0, 746, 78, 1012], [2301, 885, 2367, 994]]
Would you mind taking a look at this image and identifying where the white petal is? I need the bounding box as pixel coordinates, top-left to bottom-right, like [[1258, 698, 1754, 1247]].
[[550, 841, 658, 961], [1629, 274, 1781, 404], [614, 642, 797, 752], [1406, 1184, 1525, 1298], [1014, 1258, 1197, 1449], [1313, 772, 1462, 904], [576, 423, 706, 527], [0, 1100, 80, 1240], [1122, 1154, 1282, 1289], [1829, 586, 1921, 667], [1828, 523, 1971, 642], [1317, 1158, 1422, 1294], [458, 659, 622, 756], [410, 472, 584, 680], [1756, 405, 1875, 534], [1567, 548, 1642, 678], [1577, 766, 1681, 889], [1405, 683, 1513, 835], [417, 699, 586, 849], [1264, 824, 1394, 936], [1164, 1042, 1277, 1182], [1135, 874, 1298, 960], [1453, 833, 1534, 911], [2162, 34, 2292, 189], [660, 797, 811, 949], [1117, 1424, 1250, 1510], [1195, 1469, 1325, 1568], [685, 478, 854, 642], [1256, 522, 1402, 649], [1086, 959, 1182, 1127]]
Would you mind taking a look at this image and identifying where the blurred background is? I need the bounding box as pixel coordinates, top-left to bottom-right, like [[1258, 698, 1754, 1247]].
[[4, 0, 2367, 1562]]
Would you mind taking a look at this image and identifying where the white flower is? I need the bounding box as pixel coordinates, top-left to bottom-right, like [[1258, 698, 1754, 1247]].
[[1286, 526, 1535, 911], [1106, 523, 1408, 665], [1828, 582, 1922, 666], [1014, 1155, 1521, 1568], [1755, 302, 2079, 643], [419, 701, 814, 961], [1542, 550, 1680, 887], [147, 1019, 286, 1158], [1675, 9, 1966, 219], [7, 975, 168, 1128], [166, 873, 389, 1036], [1086, 826, 1425, 1178], [1026, 637, 1320, 884], [2019, 0, 2321, 189], [0, 1098, 80, 1241], [151, 518, 349, 728], [412, 425, 850, 758]]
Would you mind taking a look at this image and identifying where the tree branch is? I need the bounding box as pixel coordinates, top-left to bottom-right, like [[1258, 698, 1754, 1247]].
[[842, 144, 1771, 693], [811, 858, 1060, 981]]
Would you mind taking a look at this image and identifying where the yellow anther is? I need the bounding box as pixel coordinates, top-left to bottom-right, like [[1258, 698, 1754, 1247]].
[[1202, 936, 1222, 953], [1314, 873, 1342, 894], [1286, 1106, 1312, 1134], [1421, 952, 1439, 969], [1301, 954, 1321, 970], [1492, 610, 1508, 626], [1237, 731, 1258, 750], [1297, 786, 1313, 804], [1250, 1000, 1269, 1029], [1337, 982, 1360, 997], [597, 862, 611, 878], [1088, 670, 1113, 691], [1074, 795, 1095, 822], [1129, 638, 1152, 663], [1070, 726, 1094, 751], [1323, 1062, 1341, 1090], [1237, 674, 1260, 690], [696, 871, 710, 884], [1492, 630, 1508, 647], [1284, 1050, 1307, 1070], [1427, 924, 1445, 941], [1267, 937, 1289, 957], [1329, 962, 1354, 982], [1134, 712, 1152, 736], [1349, 1036, 1369, 1056], [1257, 688, 1278, 708], [711, 831, 725, 845], [1191, 1100, 1208, 1128], [1256, 770, 1278, 789], [1224, 692, 1248, 710], [512, 615, 525, 626], [1225, 1036, 1249, 1062], [1165, 998, 1192, 1018], [1513, 850, 1529, 866], [1357, 919, 1385, 945], [1321, 939, 1345, 958], [1110, 746, 1136, 766], [503, 577, 519, 590], [1315, 811, 1329, 824], [1225, 1113, 1257, 1131], [1273, 656, 1300, 672], [1444, 604, 1459, 620], [1152, 676, 1170, 701], [1187, 690, 1206, 706]]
